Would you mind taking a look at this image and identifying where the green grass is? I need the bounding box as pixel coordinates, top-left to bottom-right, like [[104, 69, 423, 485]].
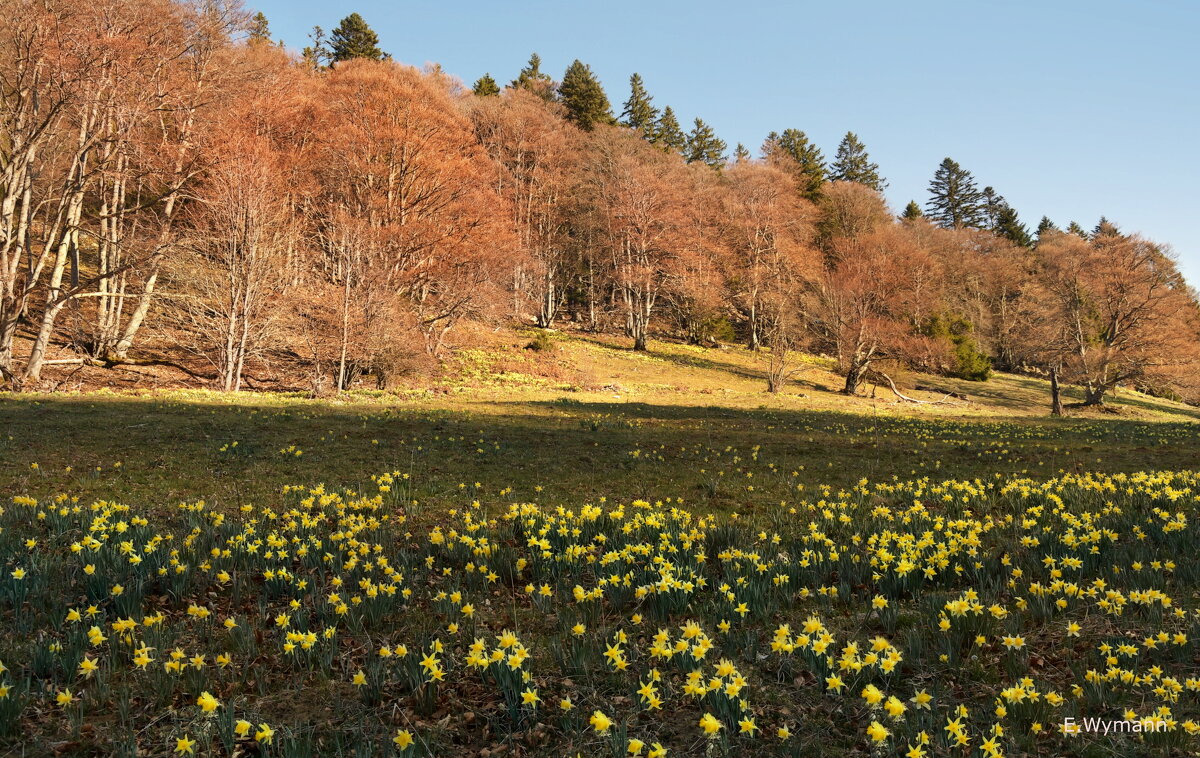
[[1, 329, 1197, 515], [1, 385, 1197, 518]]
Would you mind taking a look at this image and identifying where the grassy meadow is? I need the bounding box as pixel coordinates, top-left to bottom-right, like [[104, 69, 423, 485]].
[[1, 334, 1199, 757]]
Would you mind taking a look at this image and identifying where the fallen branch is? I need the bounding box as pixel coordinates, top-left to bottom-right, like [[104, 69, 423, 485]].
[[915, 383, 970, 401], [876, 372, 965, 406]]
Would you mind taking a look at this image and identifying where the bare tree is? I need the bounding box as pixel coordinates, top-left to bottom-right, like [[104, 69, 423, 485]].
[[310, 60, 514, 387], [578, 127, 689, 351], [661, 165, 730, 346], [171, 130, 293, 391], [0, 0, 246, 385], [723, 161, 816, 351], [1036, 230, 1199, 405], [806, 224, 939, 395], [470, 89, 575, 327]]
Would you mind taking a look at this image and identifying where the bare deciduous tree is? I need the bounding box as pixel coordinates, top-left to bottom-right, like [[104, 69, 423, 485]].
[[806, 224, 940, 395], [1035, 230, 1199, 406]]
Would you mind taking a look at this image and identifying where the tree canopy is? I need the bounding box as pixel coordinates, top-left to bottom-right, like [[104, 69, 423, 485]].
[[559, 60, 615, 131], [829, 132, 886, 191], [329, 13, 385, 63], [926, 158, 985, 229]]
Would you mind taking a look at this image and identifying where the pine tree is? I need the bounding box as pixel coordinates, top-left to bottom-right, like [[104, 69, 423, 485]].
[[734, 143, 750, 162], [981, 186, 1008, 229], [559, 60, 614, 131], [1036, 216, 1058, 238], [994, 206, 1033, 247], [829, 131, 886, 190], [620, 73, 658, 137], [1093, 216, 1121, 238], [685, 118, 726, 169], [925, 158, 985, 229], [472, 74, 500, 97], [248, 12, 271, 44], [329, 13, 384, 63], [1067, 221, 1089, 239], [901, 201, 924, 221], [655, 107, 686, 153], [511, 53, 556, 102], [763, 128, 826, 201]]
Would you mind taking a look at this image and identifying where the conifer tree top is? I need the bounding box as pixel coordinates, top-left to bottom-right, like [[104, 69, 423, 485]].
[[763, 128, 826, 200], [330, 13, 385, 63], [473, 74, 500, 97], [926, 157, 986, 229], [559, 60, 615, 131], [686, 118, 727, 169], [248, 12, 271, 44], [655, 106, 686, 153], [621, 73, 658, 135], [830, 131, 886, 191], [511, 53, 556, 101]]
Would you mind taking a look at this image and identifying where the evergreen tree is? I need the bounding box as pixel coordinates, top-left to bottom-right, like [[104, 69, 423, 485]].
[[978, 185, 1032, 245], [301, 26, 330, 69], [981, 186, 1008, 229], [734, 143, 750, 162], [621, 73, 658, 136], [559, 60, 614, 131], [472, 74, 500, 97], [511, 53, 556, 102], [925, 157, 985, 229], [685, 118, 726, 169], [655, 107, 686, 153], [1093, 216, 1121, 238], [994, 206, 1032, 248], [829, 131, 886, 190], [329, 13, 384, 63], [1036, 216, 1058, 239], [248, 11, 271, 44], [901, 200, 924, 221], [763, 128, 826, 201], [1067, 221, 1089, 239]]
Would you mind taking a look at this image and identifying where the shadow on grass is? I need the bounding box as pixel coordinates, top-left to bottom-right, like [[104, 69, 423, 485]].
[[571, 334, 771, 385], [1, 392, 1198, 518], [896, 373, 1200, 422]]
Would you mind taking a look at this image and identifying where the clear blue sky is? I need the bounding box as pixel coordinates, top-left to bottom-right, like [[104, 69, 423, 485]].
[[252, 0, 1200, 287]]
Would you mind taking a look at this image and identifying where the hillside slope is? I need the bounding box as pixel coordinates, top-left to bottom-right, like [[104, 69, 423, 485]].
[[18, 325, 1200, 423], [434, 329, 1200, 423]]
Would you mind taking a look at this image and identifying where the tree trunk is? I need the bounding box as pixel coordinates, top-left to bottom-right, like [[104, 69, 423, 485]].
[[631, 311, 648, 351], [536, 265, 556, 328], [747, 300, 760, 351], [24, 300, 68, 383], [1049, 366, 1064, 416], [586, 257, 597, 331], [766, 362, 782, 393], [109, 265, 160, 361], [337, 271, 351, 391], [0, 316, 19, 381], [24, 186, 87, 382], [843, 361, 865, 395], [234, 300, 251, 392]]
